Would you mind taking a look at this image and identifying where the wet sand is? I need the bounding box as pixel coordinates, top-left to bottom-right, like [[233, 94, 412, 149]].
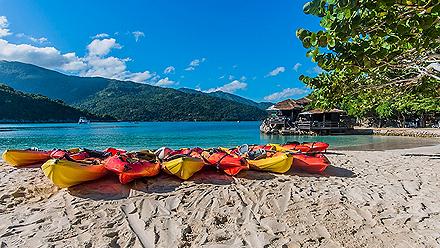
[[1, 145, 439, 247], [334, 136, 440, 151]]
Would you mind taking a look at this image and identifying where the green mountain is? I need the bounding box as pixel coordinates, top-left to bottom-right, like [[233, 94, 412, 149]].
[[0, 61, 109, 104], [178, 88, 273, 110], [0, 84, 112, 122], [0, 61, 268, 121]]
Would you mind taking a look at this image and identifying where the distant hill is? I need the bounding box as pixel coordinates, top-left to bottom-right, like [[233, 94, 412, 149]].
[[79, 81, 267, 121], [178, 88, 273, 110], [0, 61, 109, 104], [0, 84, 112, 122], [0, 61, 268, 121]]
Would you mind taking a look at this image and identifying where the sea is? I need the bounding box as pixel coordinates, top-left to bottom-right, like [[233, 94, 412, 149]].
[[0, 121, 437, 152]]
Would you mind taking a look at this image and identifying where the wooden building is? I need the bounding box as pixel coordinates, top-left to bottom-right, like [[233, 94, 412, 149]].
[[261, 99, 354, 135], [297, 109, 353, 134], [264, 98, 310, 130]]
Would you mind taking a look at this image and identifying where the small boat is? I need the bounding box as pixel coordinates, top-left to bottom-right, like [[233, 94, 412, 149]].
[[78, 117, 90, 124], [201, 149, 248, 176], [157, 147, 205, 180], [50, 148, 89, 161], [291, 153, 330, 173], [162, 156, 205, 180], [270, 142, 329, 153], [103, 151, 160, 184], [50, 148, 110, 161], [105, 147, 127, 156], [247, 152, 293, 173], [41, 158, 108, 188], [2, 149, 53, 167]]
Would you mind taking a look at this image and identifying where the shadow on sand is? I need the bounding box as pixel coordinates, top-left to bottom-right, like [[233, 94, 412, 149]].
[[67, 163, 355, 201], [50, 150, 356, 200], [285, 165, 355, 178]]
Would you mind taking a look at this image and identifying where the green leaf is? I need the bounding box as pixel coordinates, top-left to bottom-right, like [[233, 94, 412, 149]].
[[311, 33, 318, 46], [302, 37, 312, 48], [327, 36, 336, 47], [303, 2, 313, 14], [318, 33, 328, 47]]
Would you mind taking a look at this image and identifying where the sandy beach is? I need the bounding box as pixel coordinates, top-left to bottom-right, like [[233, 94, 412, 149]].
[[1, 145, 439, 248]]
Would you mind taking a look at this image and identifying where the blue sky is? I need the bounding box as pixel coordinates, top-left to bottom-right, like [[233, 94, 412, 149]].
[[0, 0, 322, 102]]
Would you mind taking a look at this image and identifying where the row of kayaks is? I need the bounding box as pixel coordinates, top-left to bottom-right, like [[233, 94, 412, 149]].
[[2, 142, 331, 188]]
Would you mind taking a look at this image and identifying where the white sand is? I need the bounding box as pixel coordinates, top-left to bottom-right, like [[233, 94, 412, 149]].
[[1, 145, 439, 247]]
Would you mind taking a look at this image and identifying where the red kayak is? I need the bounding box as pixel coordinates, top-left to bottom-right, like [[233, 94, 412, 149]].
[[103, 154, 160, 184], [50, 149, 89, 161], [282, 142, 329, 153], [201, 149, 248, 176], [292, 153, 330, 173], [50, 148, 111, 161], [105, 147, 127, 156], [166, 147, 204, 159]]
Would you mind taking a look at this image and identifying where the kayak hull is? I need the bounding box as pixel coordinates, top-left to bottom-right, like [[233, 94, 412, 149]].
[[103, 156, 161, 184], [202, 151, 248, 176], [269, 142, 329, 153], [41, 159, 107, 188], [248, 153, 293, 173], [2, 149, 52, 167], [162, 157, 205, 180], [292, 153, 330, 173]]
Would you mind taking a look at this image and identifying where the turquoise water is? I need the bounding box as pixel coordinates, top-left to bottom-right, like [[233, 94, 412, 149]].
[[0, 122, 432, 152]]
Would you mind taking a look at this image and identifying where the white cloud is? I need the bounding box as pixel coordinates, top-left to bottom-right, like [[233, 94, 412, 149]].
[[83, 56, 127, 78], [228, 75, 235, 80], [267, 66, 286, 77], [29, 37, 48, 44], [240, 76, 247, 81], [87, 38, 121, 56], [206, 80, 247, 93], [132, 31, 145, 42], [155, 77, 177, 87], [264, 88, 309, 101], [0, 39, 73, 69], [92, 33, 110, 39], [61, 52, 87, 71], [163, 66, 175, 74], [293, 63, 302, 71], [0, 16, 157, 84], [0, 16, 11, 37], [16, 33, 48, 44], [185, 57, 206, 71], [125, 71, 154, 83], [218, 75, 225, 79]]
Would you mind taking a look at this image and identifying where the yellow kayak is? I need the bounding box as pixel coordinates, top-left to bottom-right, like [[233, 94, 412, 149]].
[[162, 157, 204, 180], [2, 149, 52, 167], [247, 153, 293, 173], [267, 143, 293, 152], [41, 159, 108, 188]]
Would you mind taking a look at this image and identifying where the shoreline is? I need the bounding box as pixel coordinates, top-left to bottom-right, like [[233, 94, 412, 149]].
[[333, 136, 440, 151], [1, 144, 440, 247], [356, 127, 440, 138]]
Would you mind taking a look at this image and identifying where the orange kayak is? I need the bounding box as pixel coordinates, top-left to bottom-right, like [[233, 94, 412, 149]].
[[2, 149, 53, 167], [103, 153, 160, 184], [50, 149, 89, 161], [282, 142, 329, 153], [292, 153, 330, 173], [105, 147, 127, 156], [201, 149, 248, 176]]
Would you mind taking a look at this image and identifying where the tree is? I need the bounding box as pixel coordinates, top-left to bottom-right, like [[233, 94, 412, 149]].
[[297, 0, 440, 124]]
